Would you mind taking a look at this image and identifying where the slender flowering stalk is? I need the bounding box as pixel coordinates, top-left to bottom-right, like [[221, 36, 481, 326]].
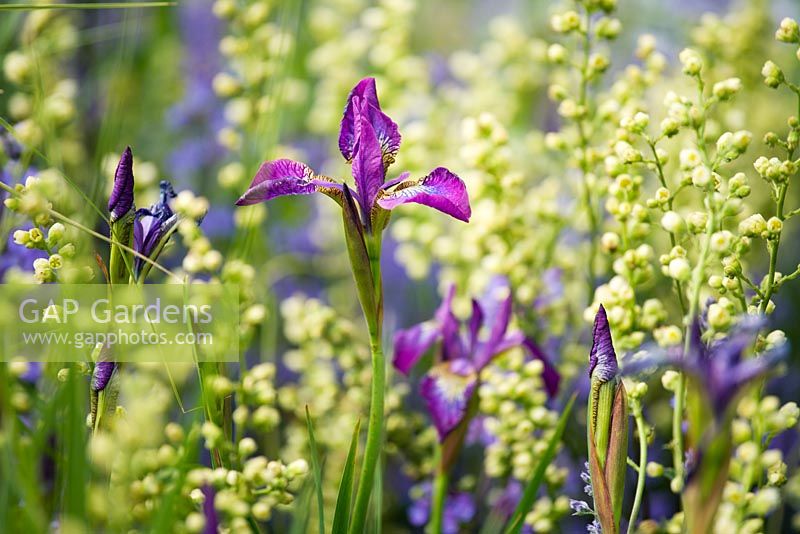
[[236, 77, 471, 533], [586, 305, 628, 534]]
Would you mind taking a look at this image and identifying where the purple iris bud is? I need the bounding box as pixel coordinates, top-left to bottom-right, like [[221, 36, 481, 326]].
[[589, 304, 618, 383], [91, 361, 116, 392], [393, 278, 560, 442], [133, 181, 178, 276], [236, 77, 470, 232], [108, 146, 135, 222]]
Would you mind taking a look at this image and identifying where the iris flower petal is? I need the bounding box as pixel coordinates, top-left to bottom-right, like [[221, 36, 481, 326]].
[[393, 321, 442, 375], [420, 359, 477, 441], [351, 111, 386, 213], [235, 159, 319, 206], [377, 167, 471, 222], [339, 77, 400, 166]]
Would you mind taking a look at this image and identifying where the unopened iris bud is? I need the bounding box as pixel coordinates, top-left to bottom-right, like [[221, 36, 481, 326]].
[[108, 147, 134, 222], [587, 305, 628, 533]]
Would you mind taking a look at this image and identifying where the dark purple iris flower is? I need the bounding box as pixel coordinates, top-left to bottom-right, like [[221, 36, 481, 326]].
[[133, 181, 178, 278], [108, 146, 135, 222], [393, 277, 560, 441], [624, 315, 786, 419], [236, 78, 471, 230]]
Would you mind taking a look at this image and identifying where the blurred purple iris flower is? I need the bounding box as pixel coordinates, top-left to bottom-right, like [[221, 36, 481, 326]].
[[133, 181, 178, 278], [624, 315, 786, 420], [408, 482, 475, 533], [393, 278, 559, 441], [236, 78, 471, 230]]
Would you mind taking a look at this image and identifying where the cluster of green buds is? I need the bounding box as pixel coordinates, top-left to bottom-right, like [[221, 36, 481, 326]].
[[586, 305, 628, 533]]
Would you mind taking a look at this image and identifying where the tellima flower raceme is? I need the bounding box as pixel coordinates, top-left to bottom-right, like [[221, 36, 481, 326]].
[[586, 305, 628, 534]]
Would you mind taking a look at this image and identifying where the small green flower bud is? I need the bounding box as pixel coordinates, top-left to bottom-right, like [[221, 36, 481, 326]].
[[660, 117, 680, 137], [679, 48, 703, 75], [646, 461, 663, 477], [762, 61, 784, 88], [712, 77, 742, 100], [776, 17, 800, 43]]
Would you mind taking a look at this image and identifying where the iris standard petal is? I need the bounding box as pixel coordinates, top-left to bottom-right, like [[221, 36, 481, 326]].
[[235, 159, 318, 206], [376, 167, 471, 222], [420, 359, 478, 441], [339, 77, 400, 166], [589, 304, 619, 383], [351, 111, 386, 214]]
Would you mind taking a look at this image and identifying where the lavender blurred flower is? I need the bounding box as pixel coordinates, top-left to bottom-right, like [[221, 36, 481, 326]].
[[394, 278, 559, 444], [408, 482, 475, 533], [624, 315, 786, 534]]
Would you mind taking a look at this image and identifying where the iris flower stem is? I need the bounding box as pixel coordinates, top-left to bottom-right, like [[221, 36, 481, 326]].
[[351, 235, 385, 534], [627, 403, 647, 534], [429, 466, 449, 534], [350, 334, 385, 534]]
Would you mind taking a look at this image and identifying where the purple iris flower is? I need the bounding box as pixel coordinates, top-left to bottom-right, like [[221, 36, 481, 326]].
[[236, 78, 471, 230], [393, 278, 560, 441], [624, 315, 786, 419], [108, 146, 134, 222], [133, 181, 178, 278]]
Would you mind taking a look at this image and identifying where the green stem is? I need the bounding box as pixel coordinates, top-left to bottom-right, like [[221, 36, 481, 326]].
[[576, 8, 598, 305], [672, 206, 716, 490], [429, 467, 449, 534], [350, 235, 385, 534], [759, 183, 787, 314], [627, 405, 648, 534], [350, 334, 385, 534]]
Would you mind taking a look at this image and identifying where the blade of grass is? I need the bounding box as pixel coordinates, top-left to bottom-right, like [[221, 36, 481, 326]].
[[332, 417, 362, 534], [503, 393, 577, 534], [0, 2, 175, 10], [305, 406, 326, 534]]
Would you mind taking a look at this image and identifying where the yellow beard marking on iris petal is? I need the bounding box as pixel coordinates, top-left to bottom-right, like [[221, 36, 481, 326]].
[[431, 365, 474, 402]]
